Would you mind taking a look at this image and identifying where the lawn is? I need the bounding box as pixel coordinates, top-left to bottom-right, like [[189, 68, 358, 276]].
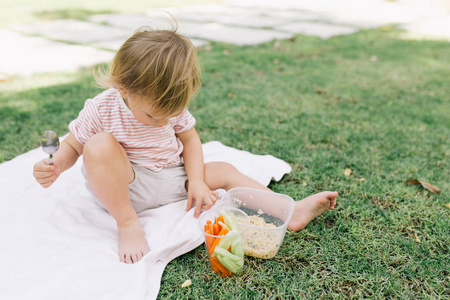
[[1, 17, 449, 300]]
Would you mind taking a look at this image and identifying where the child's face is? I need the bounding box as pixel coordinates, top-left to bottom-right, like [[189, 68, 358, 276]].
[[122, 93, 172, 127]]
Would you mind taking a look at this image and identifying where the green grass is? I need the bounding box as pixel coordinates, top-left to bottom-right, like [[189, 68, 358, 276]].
[[1, 28, 449, 298]]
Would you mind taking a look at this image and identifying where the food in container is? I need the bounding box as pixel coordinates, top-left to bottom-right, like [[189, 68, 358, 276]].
[[223, 187, 295, 259], [199, 208, 249, 277]]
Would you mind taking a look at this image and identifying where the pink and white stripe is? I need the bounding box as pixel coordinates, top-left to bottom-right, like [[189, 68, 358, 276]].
[[69, 88, 195, 172]]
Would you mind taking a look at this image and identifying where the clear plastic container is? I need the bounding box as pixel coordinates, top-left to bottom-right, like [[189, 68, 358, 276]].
[[222, 187, 295, 259], [199, 207, 249, 277]]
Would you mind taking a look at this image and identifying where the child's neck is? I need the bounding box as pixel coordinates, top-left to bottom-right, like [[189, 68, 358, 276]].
[[122, 96, 130, 109]]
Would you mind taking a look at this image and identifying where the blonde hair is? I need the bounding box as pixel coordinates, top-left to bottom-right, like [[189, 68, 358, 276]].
[[95, 25, 201, 117]]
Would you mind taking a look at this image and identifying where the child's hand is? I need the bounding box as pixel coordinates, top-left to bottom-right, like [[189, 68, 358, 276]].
[[33, 158, 60, 188], [186, 179, 219, 218]]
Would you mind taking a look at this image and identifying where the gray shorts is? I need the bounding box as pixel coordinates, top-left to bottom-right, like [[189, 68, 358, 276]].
[[82, 163, 188, 213]]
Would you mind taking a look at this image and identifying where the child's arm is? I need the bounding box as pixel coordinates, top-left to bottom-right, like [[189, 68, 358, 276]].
[[177, 127, 218, 218], [33, 133, 83, 188]]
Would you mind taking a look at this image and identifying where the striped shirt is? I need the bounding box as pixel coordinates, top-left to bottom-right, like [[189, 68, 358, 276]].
[[69, 88, 196, 172]]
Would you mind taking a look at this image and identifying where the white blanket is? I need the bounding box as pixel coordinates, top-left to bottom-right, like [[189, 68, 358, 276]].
[[0, 141, 291, 300]]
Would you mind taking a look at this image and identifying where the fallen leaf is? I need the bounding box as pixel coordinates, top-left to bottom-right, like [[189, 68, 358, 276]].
[[315, 86, 324, 94], [273, 41, 281, 50], [358, 178, 365, 181], [181, 279, 192, 288], [302, 181, 308, 186], [443, 203, 450, 209], [344, 168, 352, 176], [306, 232, 317, 237], [405, 179, 441, 194], [414, 232, 421, 243], [227, 93, 234, 98]]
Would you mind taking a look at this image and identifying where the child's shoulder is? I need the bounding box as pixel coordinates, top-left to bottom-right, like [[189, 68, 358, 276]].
[[84, 88, 121, 108], [91, 88, 120, 103]]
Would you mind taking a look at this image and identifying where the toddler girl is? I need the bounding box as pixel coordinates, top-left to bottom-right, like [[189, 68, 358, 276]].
[[33, 27, 338, 264]]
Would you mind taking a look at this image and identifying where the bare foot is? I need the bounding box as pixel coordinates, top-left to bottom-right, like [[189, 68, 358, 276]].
[[117, 218, 150, 264], [288, 191, 338, 231]]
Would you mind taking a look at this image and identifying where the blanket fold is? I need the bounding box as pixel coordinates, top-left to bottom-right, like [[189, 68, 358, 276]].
[[0, 141, 291, 300]]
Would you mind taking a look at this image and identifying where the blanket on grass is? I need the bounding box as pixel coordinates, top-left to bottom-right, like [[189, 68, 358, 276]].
[[0, 141, 291, 300]]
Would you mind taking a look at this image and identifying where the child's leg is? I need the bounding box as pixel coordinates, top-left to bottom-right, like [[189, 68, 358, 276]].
[[83, 132, 150, 264], [203, 162, 338, 231]]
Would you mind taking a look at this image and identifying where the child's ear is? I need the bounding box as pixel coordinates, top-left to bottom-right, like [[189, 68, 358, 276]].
[[117, 87, 128, 98]]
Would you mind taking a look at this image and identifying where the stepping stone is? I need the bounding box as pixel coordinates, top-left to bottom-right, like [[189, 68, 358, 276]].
[[12, 19, 131, 45], [171, 13, 290, 28], [227, 0, 316, 10], [258, 9, 328, 22], [178, 22, 293, 45], [399, 15, 450, 39], [0, 30, 114, 76], [88, 13, 175, 32], [88, 14, 209, 50], [323, 17, 389, 29], [93, 36, 209, 51], [163, 4, 326, 28], [229, 0, 445, 25], [274, 21, 358, 39], [161, 3, 263, 17], [90, 13, 293, 45]]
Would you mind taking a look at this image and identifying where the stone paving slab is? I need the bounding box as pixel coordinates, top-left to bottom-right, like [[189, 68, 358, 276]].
[[4, 0, 449, 76], [178, 22, 293, 45], [227, 0, 445, 19], [227, 0, 446, 27], [258, 9, 328, 21], [161, 3, 264, 18], [90, 13, 293, 46], [170, 12, 290, 28], [166, 4, 328, 21], [88, 13, 174, 32], [274, 22, 358, 39], [92, 36, 209, 51], [164, 4, 329, 28], [399, 15, 450, 39], [0, 29, 114, 75], [12, 19, 131, 45]]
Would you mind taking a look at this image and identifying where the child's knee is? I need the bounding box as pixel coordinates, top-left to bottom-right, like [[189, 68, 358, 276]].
[[83, 132, 118, 161], [205, 162, 238, 176]]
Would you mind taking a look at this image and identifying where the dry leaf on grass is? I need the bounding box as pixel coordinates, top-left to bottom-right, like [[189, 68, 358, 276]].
[[305, 232, 317, 237], [314, 85, 324, 94], [443, 203, 450, 209], [405, 179, 441, 194], [181, 279, 192, 288], [414, 232, 421, 243], [344, 168, 352, 176]]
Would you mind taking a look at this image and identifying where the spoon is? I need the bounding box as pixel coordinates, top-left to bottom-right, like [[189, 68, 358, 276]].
[[41, 130, 60, 165]]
